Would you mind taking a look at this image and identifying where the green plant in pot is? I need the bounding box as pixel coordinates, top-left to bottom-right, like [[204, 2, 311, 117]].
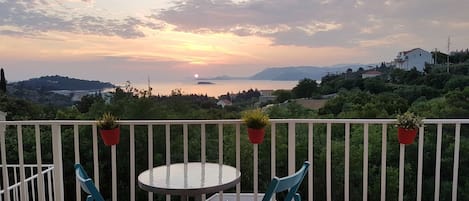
[[97, 112, 120, 146], [242, 109, 269, 144], [396, 112, 423, 144]]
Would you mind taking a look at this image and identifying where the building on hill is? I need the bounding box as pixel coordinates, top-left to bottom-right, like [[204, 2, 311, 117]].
[[361, 70, 383, 78], [217, 99, 232, 108], [394, 48, 433, 71]]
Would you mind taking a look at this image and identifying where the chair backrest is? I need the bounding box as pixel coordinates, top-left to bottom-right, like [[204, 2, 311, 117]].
[[262, 161, 310, 201], [75, 164, 105, 201]]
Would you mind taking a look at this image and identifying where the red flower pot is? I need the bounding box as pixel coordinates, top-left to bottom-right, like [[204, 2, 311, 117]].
[[398, 127, 418, 144], [99, 128, 120, 146], [247, 128, 265, 144]]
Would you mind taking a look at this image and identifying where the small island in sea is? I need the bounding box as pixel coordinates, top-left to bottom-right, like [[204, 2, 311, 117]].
[[197, 81, 215, 85]]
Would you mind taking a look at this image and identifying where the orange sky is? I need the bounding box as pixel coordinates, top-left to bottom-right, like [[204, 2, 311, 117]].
[[1, 0, 468, 83]]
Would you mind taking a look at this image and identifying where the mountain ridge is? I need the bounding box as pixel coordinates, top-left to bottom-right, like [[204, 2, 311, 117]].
[[203, 64, 369, 81]]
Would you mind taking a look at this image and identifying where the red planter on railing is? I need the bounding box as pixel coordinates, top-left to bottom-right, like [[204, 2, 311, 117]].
[[247, 128, 265, 144], [99, 128, 120, 146], [398, 127, 418, 144]]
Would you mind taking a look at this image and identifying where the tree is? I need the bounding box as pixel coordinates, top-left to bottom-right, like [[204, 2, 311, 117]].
[[272, 90, 292, 103], [0, 68, 6, 93], [292, 78, 318, 98]]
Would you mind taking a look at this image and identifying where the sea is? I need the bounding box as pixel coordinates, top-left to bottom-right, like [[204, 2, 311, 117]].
[[128, 80, 298, 97]]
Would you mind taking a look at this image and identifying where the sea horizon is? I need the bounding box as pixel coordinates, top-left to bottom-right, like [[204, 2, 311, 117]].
[[125, 79, 298, 97]]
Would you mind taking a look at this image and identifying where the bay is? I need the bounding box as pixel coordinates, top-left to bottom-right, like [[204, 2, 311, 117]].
[[129, 80, 298, 97]]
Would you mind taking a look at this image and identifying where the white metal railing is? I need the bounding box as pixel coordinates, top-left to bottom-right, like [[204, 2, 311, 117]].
[[0, 164, 54, 201], [0, 118, 468, 201]]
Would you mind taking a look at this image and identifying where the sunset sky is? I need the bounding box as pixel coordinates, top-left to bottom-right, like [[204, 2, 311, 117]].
[[1, 0, 469, 84]]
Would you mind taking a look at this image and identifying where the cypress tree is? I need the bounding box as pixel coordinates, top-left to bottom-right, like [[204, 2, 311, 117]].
[[0, 68, 6, 93]]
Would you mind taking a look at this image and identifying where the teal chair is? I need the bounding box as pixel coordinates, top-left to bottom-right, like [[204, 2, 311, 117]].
[[262, 161, 310, 201], [75, 164, 105, 201]]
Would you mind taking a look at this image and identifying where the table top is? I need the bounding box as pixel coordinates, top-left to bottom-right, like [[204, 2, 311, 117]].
[[138, 162, 241, 196]]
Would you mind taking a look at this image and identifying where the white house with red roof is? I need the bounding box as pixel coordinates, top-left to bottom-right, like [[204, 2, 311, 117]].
[[394, 48, 433, 71]]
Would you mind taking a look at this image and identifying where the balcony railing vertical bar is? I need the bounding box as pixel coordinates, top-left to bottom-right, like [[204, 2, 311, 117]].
[[345, 123, 350, 201], [201, 124, 206, 201], [201, 124, 207, 163], [11, 167, 18, 201], [130, 125, 135, 201], [380, 124, 387, 201], [47, 170, 52, 201], [398, 144, 405, 201], [363, 124, 369, 201], [0, 114, 10, 201], [29, 168, 35, 201], [73, 125, 80, 201], [253, 143, 259, 201], [92, 124, 99, 190], [183, 124, 188, 164], [147, 125, 153, 201], [51, 124, 63, 201], [235, 123, 241, 201], [270, 123, 276, 181], [417, 125, 425, 201], [13, 168, 17, 200], [17, 125, 29, 201], [452, 123, 461, 201], [111, 144, 117, 201], [164, 124, 170, 201], [288, 122, 295, 175], [35, 124, 45, 201], [434, 124, 443, 201], [326, 123, 332, 201], [218, 124, 224, 201], [308, 123, 314, 201], [218, 124, 223, 165]]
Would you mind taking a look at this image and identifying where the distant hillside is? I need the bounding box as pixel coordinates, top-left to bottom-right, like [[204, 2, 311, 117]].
[[11, 75, 115, 91], [250, 65, 367, 81]]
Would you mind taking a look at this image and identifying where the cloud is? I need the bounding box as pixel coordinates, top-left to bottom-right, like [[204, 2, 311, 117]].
[[0, 0, 164, 38], [152, 0, 469, 48]]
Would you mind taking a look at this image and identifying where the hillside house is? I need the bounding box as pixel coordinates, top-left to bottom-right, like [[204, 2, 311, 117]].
[[217, 99, 232, 108], [258, 90, 276, 104], [394, 48, 433, 71], [361, 70, 383, 79]]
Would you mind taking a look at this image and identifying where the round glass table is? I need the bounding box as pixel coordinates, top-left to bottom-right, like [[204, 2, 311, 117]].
[[138, 162, 241, 200]]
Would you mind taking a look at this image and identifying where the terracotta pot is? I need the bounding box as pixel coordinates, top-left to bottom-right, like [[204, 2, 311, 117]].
[[247, 128, 265, 144], [398, 127, 417, 144], [99, 127, 120, 146]]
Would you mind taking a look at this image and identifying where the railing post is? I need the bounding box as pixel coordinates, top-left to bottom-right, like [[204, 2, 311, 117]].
[[288, 122, 295, 174], [52, 124, 64, 201], [0, 111, 10, 201]]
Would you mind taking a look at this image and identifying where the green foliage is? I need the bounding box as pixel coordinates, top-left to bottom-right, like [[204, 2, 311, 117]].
[[96, 112, 119, 130], [272, 89, 292, 103], [292, 78, 318, 98], [75, 94, 104, 113], [0, 94, 48, 120], [444, 75, 469, 91], [396, 112, 423, 129], [241, 108, 269, 129]]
